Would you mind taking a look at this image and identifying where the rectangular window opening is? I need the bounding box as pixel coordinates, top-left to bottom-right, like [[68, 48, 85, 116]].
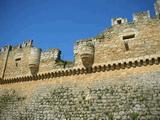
[[15, 58, 21, 67], [124, 42, 129, 51], [15, 58, 21, 61], [123, 34, 135, 40], [16, 63, 18, 67]]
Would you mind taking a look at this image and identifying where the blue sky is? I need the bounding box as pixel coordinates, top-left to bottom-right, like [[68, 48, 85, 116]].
[[0, 0, 155, 61]]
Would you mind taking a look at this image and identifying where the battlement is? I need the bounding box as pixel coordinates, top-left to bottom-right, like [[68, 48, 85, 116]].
[[21, 40, 33, 48], [110, 11, 151, 27], [74, 11, 156, 48], [133, 11, 150, 22], [0, 40, 33, 53], [0, 2, 160, 120], [41, 48, 61, 61], [1, 53, 160, 84], [0, 1, 160, 82], [112, 18, 128, 26], [0, 45, 11, 53]]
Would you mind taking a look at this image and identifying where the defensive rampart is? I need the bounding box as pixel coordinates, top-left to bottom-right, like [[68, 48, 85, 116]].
[[0, 1, 160, 119]]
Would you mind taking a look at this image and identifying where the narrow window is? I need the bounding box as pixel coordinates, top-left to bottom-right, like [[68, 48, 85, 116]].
[[123, 34, 135, 40], [15, 58, 21, 67], [117, 19, 122, 24], [15, 58, 21, 61], [124, 41, 129, 51], [16, 63, 18, 67], [158, 57, 160, 63]]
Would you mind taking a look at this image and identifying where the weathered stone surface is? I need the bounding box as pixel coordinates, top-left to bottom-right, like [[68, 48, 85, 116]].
[[0, 1, 160, 120], [0, 71, 160, 120]]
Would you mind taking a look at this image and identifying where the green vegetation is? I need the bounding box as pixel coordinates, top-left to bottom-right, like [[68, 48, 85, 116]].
[[129, 112, 139, 120]]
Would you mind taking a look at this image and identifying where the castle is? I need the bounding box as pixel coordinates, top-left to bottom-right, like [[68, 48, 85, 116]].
[[0, 1, 160, 120]]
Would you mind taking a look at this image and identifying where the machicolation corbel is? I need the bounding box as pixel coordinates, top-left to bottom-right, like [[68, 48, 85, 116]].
[[79, 43, 95, 68], [28, 47, 41, 75]]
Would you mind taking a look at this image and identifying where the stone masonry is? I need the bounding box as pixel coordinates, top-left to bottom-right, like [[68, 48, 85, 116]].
[[0, 1, 160, 120]]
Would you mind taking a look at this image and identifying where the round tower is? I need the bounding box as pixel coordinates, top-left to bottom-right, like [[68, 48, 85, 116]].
[[79, 43, 94, 68], [28, 48, 41, 75]]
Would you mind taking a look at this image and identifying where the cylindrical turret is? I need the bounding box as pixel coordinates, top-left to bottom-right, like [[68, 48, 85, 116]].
[[29, 48, 41, 75], [79, 43, 94, 68]]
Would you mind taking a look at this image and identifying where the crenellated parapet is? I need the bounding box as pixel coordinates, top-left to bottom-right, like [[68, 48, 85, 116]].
[[41, 48, 61, 62], [13, 40, 33, 50], [0, 0, 160, 82], [21, 40, 33, 48], [73, 6, 160, 68], [74, 10, 154, 48], [1, 2, 160, 119], [110, 11, 151, 27], [0, 45, 11, 53], [0, 40, 33, 54], [112, 18, 128, 26], [133, 11, 150, 22], [1, 54, 160, 84]]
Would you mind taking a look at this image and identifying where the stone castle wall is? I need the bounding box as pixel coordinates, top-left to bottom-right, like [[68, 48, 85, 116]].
[[0, 42, 64, 79], [74, 17, 160, 67], [0, 11, 160, 78], [0, 64, 160, 120], [0, 1, 160, 119]]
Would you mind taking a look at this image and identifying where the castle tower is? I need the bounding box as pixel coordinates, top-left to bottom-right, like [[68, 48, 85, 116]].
[[28, 48, 41, 75], [155, 0, 160, 18], [79, 43, 94, 68]]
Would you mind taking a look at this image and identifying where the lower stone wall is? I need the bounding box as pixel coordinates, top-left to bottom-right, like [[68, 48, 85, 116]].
[[0, 65, 160, 120]]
